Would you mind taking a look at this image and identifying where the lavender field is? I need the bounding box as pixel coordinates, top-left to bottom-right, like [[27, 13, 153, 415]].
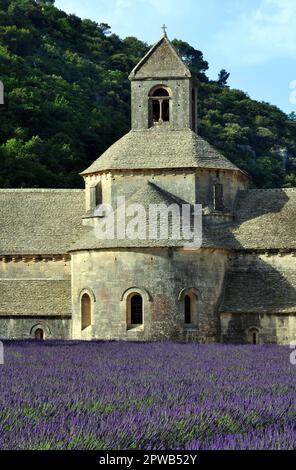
[[0, 341, 295, 450]]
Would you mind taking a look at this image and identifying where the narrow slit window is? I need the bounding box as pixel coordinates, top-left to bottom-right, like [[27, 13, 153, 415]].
[[81, 293, 91, 330], [248, 328, 259, 345], [96, 182, 102, 206], [213, 183, 224, 211], [252, 331, 257, 345], [130, 294, 143, 325], [184, 295, 191, 324]]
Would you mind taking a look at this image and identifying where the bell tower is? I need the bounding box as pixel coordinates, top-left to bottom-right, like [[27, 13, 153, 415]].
[[129, 29, 198, 132]]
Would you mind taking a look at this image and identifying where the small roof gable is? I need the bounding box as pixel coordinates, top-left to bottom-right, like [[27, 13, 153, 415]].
[[129, 35, 191, 80]]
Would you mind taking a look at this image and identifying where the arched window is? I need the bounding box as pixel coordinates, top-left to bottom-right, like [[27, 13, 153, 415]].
[[179, 288, 199, 329], [184, 295, 191, 324], [149, 86, 170, 126], [35, 328, 44, 340], [122, 288, 151, 330], [81, 293, 91, 330], [152, 88, 169, 97], [247, 327, 259, 345], [130, 294, 143, 325]]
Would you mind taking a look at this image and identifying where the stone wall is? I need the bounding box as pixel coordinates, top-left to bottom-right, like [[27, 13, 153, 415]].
[[220, 252, 296, 344], [0, 257, 71, 280], [110, 171, 196, 206], [0, 257, 72, 339], [0, 317, 71, 340], [221, 312, 296, 345], [131, 78, 192, 131], [196, 169, 247, 213], [71, 247, 229, 341], [83, 168, 247, 219]]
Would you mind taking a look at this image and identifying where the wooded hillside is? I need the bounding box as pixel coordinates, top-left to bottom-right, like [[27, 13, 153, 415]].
[[0, 0, 295, 188]]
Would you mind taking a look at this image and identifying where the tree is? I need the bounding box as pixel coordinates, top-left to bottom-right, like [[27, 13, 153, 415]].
[[171, 39, 209, 81], [217, 69, 230, 87], [36, 1, 55, 4], [99, 23, 111, 35], [0, 0, 295, 189]]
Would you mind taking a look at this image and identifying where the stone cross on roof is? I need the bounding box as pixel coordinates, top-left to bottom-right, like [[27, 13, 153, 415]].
[[161, 24, 167, 37]]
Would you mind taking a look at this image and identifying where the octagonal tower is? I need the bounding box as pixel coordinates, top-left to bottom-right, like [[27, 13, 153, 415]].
[[69, 32, 249, 342]]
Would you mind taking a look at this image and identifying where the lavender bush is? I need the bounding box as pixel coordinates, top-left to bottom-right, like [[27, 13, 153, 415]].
[[0, 341, 295, 450]]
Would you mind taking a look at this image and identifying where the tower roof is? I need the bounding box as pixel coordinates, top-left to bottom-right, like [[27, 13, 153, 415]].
[[82, 31, 246, 177], [129, 34, 191, 80], [81, 128, 242, 175]]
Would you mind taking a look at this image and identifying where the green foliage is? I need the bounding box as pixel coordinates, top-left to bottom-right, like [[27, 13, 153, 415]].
[[0, 0, 149, 187], [172, 39, 209, 82], [198, 81, 296, 188], [217, 69, 230, 87], [0, 0, 295, 189]]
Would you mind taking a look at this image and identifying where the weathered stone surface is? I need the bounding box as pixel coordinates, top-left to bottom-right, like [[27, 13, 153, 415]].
[[221, 312, 296, 345], [81, 129, 242, 174], [0, 280, 71, 316], [0, 317, 71, 340], [0, 34, 295, 344], [223, 188, 296, 250], [129, 36, 191, 80], [71, 248, 227, 342], [0, 189, 85, 255], [220, 253, 296, 344], [0, 254, 71, 338], [221, 254, 296, 314]]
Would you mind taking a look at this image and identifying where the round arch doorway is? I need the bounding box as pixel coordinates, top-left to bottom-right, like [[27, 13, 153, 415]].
[[34, 328, 44, 340]]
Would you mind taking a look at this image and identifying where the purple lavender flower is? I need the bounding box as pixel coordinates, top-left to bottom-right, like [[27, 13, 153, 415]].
[[0, 341, 295, 450]]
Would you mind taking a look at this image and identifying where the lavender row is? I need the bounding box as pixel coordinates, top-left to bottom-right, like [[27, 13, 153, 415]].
[[0, 341, 295, 450]]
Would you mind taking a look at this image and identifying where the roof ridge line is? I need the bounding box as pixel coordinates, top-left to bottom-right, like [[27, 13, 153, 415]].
[[148, 180, 189, 205]]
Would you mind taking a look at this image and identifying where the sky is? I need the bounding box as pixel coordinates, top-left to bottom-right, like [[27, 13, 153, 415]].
[[54, 0, 296, 115]]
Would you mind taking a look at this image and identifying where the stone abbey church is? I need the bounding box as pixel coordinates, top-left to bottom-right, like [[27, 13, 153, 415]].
[[1, 34, 296, 344]]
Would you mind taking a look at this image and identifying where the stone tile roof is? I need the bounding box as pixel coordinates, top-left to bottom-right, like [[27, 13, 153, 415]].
[[70, 186, 296, 251], [0, 189, 85, 255], [69, 181, 217, 251], [81, 129, 241, 175], [224, 188, 296, 250], [221, 263, 296, 313], [1, 186, 295, 254], [0, 280, 71, 316]]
